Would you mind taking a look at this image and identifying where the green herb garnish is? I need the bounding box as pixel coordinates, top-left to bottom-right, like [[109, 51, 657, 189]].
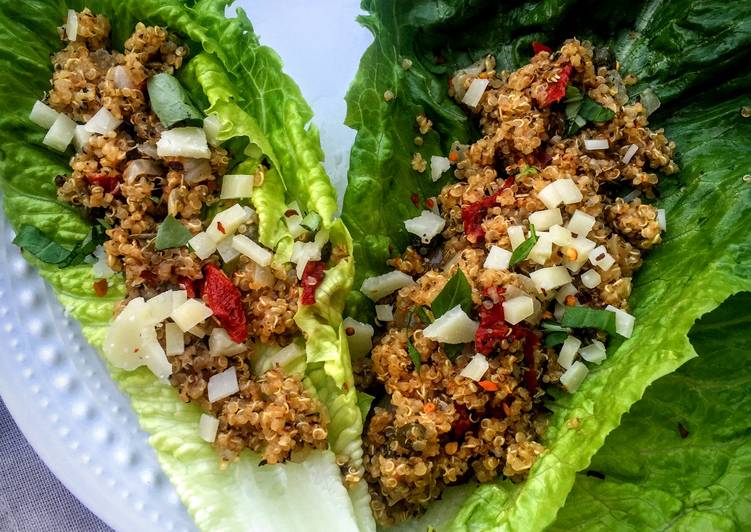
[[444, 343, 464, 360], [564, 86, 615, 135], [357, 391, 375, 421], [407, 340, 422, 371], [541, 321, 571, 333], [544, 331, 569, 347], [147, 73, 203, 128], [519, 165, 539, 176], [431, 269, 472, 317], [508, 224, 538, 268], [13, 223, 106, 268], [416, 306, 434, 324], [155, 215, 192, 251], [561, 306, 618, 336]]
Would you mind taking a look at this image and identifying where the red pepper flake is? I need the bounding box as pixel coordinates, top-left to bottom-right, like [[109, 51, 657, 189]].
[[424, 197, 436, 209], [301, 260, 326, 305], [86, 173, 119, 194], [203, 264, 247, 343], [206, 180, 218, 192], [461, 176, 514, 242], [532, 41, 552, 55], [478, 380, 499, 392], [545, 63, 572, 107], [178, 276, 197, 298], [448, 151, 459, 162], [423, 402, 436, 413], [217, 221, 226, 234], [410, 193, 420, 208], [93, 278, 108, 297], [140, 270, 158, 288], [284, 209, 298, 217]]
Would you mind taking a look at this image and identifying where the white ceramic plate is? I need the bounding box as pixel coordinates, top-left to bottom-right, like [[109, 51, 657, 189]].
[[0, 2, 371, 531]]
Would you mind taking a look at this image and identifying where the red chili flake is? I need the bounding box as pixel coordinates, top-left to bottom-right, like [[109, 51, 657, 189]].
[[424, 197, 436, 209], [203, 264, 247, 343], [532, 41, 553, 55], [86, 173, 119, 194], [140, 270, 158, 288], [178, 276, 197, 298], [410, 193, 420, 208], [478, 380, 499, 392], [206, 180, 218, 192], [284, 209, 298, 217], [93, 278, 108, 297], [301, 261, 326, 305], [545, 63, 572, 107], [461, 176, 514, 242], [217, 221, 226, 234]]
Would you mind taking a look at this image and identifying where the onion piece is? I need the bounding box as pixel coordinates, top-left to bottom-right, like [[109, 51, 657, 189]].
[[484, 245, 512, 270], [216, 237, 240, 263], [529, 266, 572, 291], [584, 138, 609, 150], [507, 225, 526, 249], [65, 9, 78, 41], [588, 245, 616, 271], [360, 270, 414, 301], [605, 305, 636, 338], [564, 237, 597, 272], [141, 333, 172, 381], [557, 336, 581, 369], [430, 156, 451, 182], [459, 353, 489, 381], [451, 60, 484, 100], [91, 246, 115, 279], [290, 240, 323, 279], [198, 414, 219, 443], [188, 232, 217, 260], [555, 283, 578, 304], [146, 290, 177, 324], [461, 78, 490, 108], [343, 317, 374, 358], [579, 340, 607, 364], [220, 174, 254, 199], [580, 269, 602, 289], [622, 143, 639, 164], [84, 107, 122, 135], [529, 208, 563, 230], [555, 179, 583, 204], [207, 367, 239, 403], [43, 113, 77, 152], [657, 209, 666, 231], [170, 299, 213, 332], [375, 304, 394, 322], [206, 204, 251, 242], [188, 324, 206, 338], [203, 114, 222, 146], [554, 302, 566, 322], [182, 158, 211, 184], [232, 235, 272, 266], [123, 159, 162, 183], [565, 210, 596, 236], [110, 65, 134, 89], [156, 127, 210, 159], [73, 125, 92, 152], [103, 297, 151, 370], [404, 210, 446, 244], [549, 225, 573, 247], [528, 232, 553, 265], [560, 360, 589, 392], [209, 328, 247, 356], [502, 295, 534, 325], [423, 305, 479, 344], [29, 100, 59, 129], [165, 322, 185, 355], [538, 181, 563, 209]]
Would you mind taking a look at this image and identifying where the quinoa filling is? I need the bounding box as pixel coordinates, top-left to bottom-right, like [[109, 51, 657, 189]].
[[356, 39, 677, 525]]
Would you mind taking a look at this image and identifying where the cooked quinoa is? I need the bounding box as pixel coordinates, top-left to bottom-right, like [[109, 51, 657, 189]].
[[45, 10, 330, 465], [360, 39, 677, 524]]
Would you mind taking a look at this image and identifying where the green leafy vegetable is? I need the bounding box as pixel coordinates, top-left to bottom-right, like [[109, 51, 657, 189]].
[[444, 343, 464, 360], [357, 391, 375, 421], [544, 332, 568, 348], [560, 306, 618, 336], [508, 224, 537, 268], [13, 222, 106, 267], [147, 73, 203, 128], [407, 340, 421, 371], [518, 165, 539, 176], [564, 85, 615, 135], [416, 306, 434, 324], [431, 269, 472, 317], [154, 215, 192, 250]]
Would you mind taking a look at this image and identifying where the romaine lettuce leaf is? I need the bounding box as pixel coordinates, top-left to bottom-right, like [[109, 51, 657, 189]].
[[0, 1, 370, 530], [342, 1, 751, 530]]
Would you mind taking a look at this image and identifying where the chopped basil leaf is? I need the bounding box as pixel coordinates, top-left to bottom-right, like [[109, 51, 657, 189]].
[[155, 215, 192, 250], [541, 321, 571, 333], [301, 212, 322, 231], [444, 343, 464, 360], [407, 340, 421, 371], [416, 306, 434, 324], [13, 223, 107, 268], [561, 306, 618, 336], [564, 85, 615, 134], [509, 224, 538, 268], [544, 331, 568, 347], [357, 391, 375, 421], [578, 98, 616, 123], [565, 85, 583, 103], [431, 269, 472, 317], [147, 73, 203, 128]]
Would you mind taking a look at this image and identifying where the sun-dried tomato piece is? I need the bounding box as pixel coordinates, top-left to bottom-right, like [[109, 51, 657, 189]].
[[545, 63, 572, 107], [532, 41, 552, 55], [178, 276, 197, 298], [86, 173, 119, 193], [461, 177, 514, 242], [93, 278, 108, 297], [301, 261, 326, 305], [203, 264, 247, 343]]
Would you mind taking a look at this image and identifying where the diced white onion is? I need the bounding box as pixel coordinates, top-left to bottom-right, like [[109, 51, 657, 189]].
[[203, 114, 222, 147], [183, 158, 212, 184], [430, 156, 451, 182], [507, 225, 526, 249], [484, 246, 512, 270], [73, 125, 92, 152], [165, 322, 185, 355], [65, 9, 78, 41], [361, 270, 414, 302], [622, 143, 639, 164], [451, 60, 484, 100], [209, 328, 247, 356], [558, 336, 581, 369], [146, 290, 177, 324], [564, 237, 597, 272], [554, 302, 566, 322], [502, 296, 534, 325], [188, 232, 217, 260], [461, 78, 490, 108], [560, 361, 589, 392], [172, 290, 188, 310], [375, 304, 394, 322], [528, 232, 553, 265], [84, 107, 122, 135], [91, 246, 115, 279], [405, 210, 446, 244], [580, 269, 602, 289], [584, 138, 609, 151], [588, 245, 616, 271], [622, 189, 641, 203], [343, 317, 374, 358], [548, 225, 573, 247], [423, 305, 479, 344], [285, 213, 307, 239], [157, 127, 210, 159], [123, 159, 161, 183], [579, 340, 607, 364], [188, 324, 206, 338], [198, 414, 219, 443], [566, 210, 596, 236], [232, 235, 273, 266], [529, 208, 563, 231], [206, 204, 251, 242], [29, 100, 59, 129], [529, 266, 572, 292], [657, 209, 666, 231], [103, 297, 151, 370], [220, 174, 254, 199], [459, 353, 489, 381], [207, 367, 239, 403], [555, 179, 583, 204], [141, 334, 172, 381], [171, 299, 213, 332], [555, 283, 578, 304], [290, 240, 322, 279], [538, 181, 562, 209], [110, 65, 134, 89], [251, 263, 275, 288], [43, 113, 76, 152], [605, 305, 636, 338], [216, 237, 240, 263]]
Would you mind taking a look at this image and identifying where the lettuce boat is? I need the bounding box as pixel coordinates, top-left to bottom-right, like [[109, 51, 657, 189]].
[[0, 1, 373, 531], [341, 0, 751, 529]]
